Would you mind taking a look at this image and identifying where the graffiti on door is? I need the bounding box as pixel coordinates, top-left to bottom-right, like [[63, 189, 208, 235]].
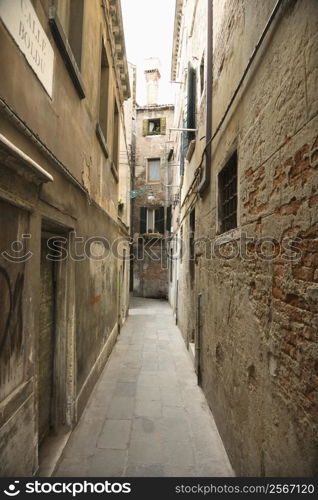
[[0, 266, 24, 363]]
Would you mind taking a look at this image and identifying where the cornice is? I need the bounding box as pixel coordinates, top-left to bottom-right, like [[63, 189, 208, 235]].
[[171, 0, 184, 81]]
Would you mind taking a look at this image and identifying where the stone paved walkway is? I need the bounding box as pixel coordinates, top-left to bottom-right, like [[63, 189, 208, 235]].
[[54, 297, 234, 477]]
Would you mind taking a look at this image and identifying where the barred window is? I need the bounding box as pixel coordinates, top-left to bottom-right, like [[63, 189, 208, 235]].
[[218, 151, 238, 233]]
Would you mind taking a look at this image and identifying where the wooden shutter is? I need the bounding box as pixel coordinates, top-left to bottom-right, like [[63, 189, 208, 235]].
[[166, 205, 172, 231], [187, 64, 196, 141], [142, 119, 148, 136], [160, 117, 166, 135], [155, 206, 165, 234], [180, 117, 188, 176], [140, 207, 147, 233]]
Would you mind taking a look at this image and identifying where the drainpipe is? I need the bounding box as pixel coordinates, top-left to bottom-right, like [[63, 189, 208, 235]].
[[198, 0, 213, 194]]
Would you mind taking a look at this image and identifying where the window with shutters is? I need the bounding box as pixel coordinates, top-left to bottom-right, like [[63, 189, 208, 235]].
[[218, 151, 238, 233], [180, 64, 196, 175], [140, 207, 165, 234], [147, 158, 161, 183], [142, 117, 166, 136]]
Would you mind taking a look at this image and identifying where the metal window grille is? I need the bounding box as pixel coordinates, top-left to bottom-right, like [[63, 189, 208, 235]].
[[219, 151, 238, 233]]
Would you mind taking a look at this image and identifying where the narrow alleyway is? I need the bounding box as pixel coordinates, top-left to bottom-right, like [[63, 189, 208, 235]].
[[54, 298, 233, 477]]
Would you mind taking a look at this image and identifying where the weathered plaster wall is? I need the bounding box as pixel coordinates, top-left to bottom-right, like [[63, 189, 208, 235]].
[[170, 0, 207, 344], [0, 0, 130, 476], [132, 105, 174, 298], [193, 0, 318, 476]]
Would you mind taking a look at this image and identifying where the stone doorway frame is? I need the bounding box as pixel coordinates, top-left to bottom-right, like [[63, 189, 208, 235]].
[[39, 222, 76, 445]]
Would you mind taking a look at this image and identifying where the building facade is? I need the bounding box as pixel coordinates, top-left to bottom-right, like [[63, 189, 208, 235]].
[[0, 0, 131, 475], [171, 0, 318, 476], [169, 0, 207, 355], [132, 59, 174, 298]]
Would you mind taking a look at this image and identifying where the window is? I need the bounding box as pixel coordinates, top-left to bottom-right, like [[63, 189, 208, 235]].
[[219, 151, 238, 233], [96, 40, 110, 157], [189, 209, 195, 285], [186, 64, 196, 142], [111, 100, 120, 181], [49, 0, 85, 98], [99, 42, 110, 141], [56, 0, 84, 68], [140, 207, 165, 234], [147, 158, 160, 183], [166, 205, 172, 232], [180, 64, 196, 174], [200, 54, 205, 95], [169, 245, 173, 283], [180, 225, 183, 262], [147, 209, 155, 232], [143, 118, 166, 136], [148, 118, 160, 134]]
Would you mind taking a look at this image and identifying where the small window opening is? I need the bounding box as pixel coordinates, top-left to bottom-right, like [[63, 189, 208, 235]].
[[148, 118, 161, 134], [219, 151, 238, 233]]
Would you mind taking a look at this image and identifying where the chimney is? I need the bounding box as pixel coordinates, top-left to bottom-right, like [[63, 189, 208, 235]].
[[144, 57, 161, 106]]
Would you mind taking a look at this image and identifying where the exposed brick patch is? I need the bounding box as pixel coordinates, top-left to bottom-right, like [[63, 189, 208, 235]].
[[292, 266, 314, 281], [275, 197, 304, 216], [245, 167, 253, 179], [309, 194, 318, 207], [311, 136, 318, 150], [274, 300, 317, 327], [273, 162, 287, 186], [311, 149, 318, 165], [288, 144, 313, 186]]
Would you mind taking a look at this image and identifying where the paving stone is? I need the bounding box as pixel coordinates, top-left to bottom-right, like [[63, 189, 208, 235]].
[[127, 438, 164, 465], [162, 405, 186, 418], [137, 373, 160, 388], [131, 417, 158, 438], [62, 420, 100, 458], [135, 400, 162, 418], [160, 388, 183, 407], [114, 382, 137, 397], [163, 465, 197, 477], [106, 397, 135, 419], [97, 420, 131, 450], [157, 416, 190, 444], [87, 449, 127, 477], [135, 386, 161, 401], [55, 297, 233, 478], [125, 464, 165, 477], [163, 439, 195, 467], [54, 457, 89, 477], [117, 368, 140, 383], [141, 365, 160, 374]]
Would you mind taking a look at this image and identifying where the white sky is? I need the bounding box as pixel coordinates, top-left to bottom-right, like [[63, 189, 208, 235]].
[[121, 0, 176, 105]]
